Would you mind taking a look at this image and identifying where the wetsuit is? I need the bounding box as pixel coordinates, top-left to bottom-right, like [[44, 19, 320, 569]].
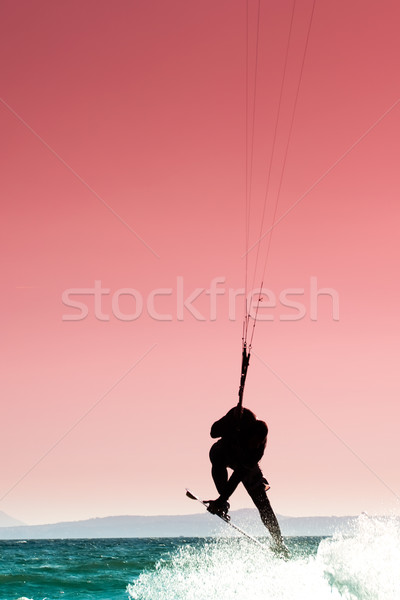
[[209, 407, 284, 546]]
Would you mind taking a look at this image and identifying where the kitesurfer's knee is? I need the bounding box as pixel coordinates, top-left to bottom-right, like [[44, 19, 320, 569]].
[[242, 465, 269, 494], [209, 440, 227, 465]]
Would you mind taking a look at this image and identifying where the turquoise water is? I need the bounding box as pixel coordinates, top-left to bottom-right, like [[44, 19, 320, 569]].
[[1, 515, 399, 600], [0, 538, 184, 600]]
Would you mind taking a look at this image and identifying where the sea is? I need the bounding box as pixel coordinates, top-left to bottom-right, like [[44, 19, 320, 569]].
[[1, 515, 399, 600]]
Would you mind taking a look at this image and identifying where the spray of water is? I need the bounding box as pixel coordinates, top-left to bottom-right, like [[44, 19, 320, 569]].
[[127, 537, 339, 600], [127, 515, 400, 600], [317, 514, 400, 600]]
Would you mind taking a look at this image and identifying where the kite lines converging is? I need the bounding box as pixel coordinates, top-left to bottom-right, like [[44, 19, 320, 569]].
[[239, 0, 315, 404]]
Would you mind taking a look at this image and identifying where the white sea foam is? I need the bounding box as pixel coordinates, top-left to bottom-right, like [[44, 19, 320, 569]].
[[127, 515, 400, 600], [127, 538, 341, 600], [318, 514, 400, 600]]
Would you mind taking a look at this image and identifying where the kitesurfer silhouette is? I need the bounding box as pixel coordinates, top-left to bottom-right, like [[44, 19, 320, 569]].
[[208, 404, 288, 555]]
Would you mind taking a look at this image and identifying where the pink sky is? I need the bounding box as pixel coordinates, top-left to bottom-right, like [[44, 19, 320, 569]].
[[1, 0, 399, 525]]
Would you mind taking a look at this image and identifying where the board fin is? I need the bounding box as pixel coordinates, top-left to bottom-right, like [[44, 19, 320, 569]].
[[185, 490, 198, 501]]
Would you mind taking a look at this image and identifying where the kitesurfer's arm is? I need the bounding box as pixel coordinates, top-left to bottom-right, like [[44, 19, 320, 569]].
[[242, 436, 266, 466], [241, 420, 268, 466]]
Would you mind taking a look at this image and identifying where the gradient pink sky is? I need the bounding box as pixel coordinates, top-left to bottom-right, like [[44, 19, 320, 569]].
[[1, 0, 399, 525]]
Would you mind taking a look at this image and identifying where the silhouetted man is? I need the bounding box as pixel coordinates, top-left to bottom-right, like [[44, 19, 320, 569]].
[[208, 405, 288, 555]]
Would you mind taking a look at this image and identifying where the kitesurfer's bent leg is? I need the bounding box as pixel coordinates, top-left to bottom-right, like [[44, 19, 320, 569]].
[[209, 440, 229, 495]]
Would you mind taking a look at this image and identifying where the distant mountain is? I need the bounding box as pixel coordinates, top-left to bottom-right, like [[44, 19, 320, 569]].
[[0, 510, 25, 528], [0, 509, 363, 540]]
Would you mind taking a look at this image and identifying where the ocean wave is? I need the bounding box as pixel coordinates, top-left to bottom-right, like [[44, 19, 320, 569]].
[[317, 513, 400, 599], [128, 515, 400, 600], [127, 537, 342, 600]]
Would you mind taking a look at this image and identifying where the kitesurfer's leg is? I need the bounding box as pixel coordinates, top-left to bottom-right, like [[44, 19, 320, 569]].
[[208, 440, 232, 516], [209, 440, 229, 495], [251, 486, 283, 543], [242, 467, 286, 550]]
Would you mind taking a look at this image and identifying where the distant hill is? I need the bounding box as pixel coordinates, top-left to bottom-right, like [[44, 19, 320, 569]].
[[0, 510, 25, 528], [0, 509, 362, 540]]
